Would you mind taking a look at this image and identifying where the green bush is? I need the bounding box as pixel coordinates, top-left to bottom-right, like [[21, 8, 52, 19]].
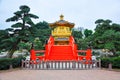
[[0, 58, 12, 70], [0, 57, 25, 70], [111, 56, 120, 68], [116, 51, 120, 56], [11, 57, 23, 68], [101, 56, 120, 68]]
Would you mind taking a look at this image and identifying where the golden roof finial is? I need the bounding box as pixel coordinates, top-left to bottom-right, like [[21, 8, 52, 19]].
[[60, 14, 64, 20]]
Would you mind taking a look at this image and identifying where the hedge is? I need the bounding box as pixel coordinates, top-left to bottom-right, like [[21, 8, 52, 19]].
[[0, 57, 25, 70], [101, 56, 120, 68]]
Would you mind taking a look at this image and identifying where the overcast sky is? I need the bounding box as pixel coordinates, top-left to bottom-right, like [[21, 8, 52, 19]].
[[0, 0, 120, 30]]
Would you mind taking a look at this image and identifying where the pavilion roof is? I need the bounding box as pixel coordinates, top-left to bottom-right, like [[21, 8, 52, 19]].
[[49, 15, 75, 28]]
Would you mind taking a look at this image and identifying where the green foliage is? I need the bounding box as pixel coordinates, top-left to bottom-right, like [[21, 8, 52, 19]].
[[6, 16, 19, 22], [0, 57, 25, 70], [112, 57, 120, 68], [72, 29, 83, 39], [84, 29, 93, 38], [11, 57, 24, 68], [72, 29, 85, 49], [34, 38, 43, 50], [101, 58, 111, 68], [18, 41, 31, 50], [76, 38, 88, 49], [36, 53, 44, 56], [116, 51, 120, 56], [104, 42, 115, 50], [111, 23, 120, 32], [72, 28, 93, 49], [101, 56, 120, 68], [28, 13, 39, 19], [0, 58, 12, 70], [0, 30, 13, 51], [33, 21, 51, 48], [35, 21, 49, 29], [95, 19, 112, 33], [11, 23, 23, 28]]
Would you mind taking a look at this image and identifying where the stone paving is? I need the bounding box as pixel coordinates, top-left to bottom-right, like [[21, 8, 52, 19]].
[[0, 69, 120, 80]]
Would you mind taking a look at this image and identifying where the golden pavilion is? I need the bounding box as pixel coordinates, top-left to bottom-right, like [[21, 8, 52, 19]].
[[49, 15, 75, 45]]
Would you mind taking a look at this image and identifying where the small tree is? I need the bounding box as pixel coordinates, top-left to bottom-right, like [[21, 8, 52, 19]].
[[3, 5, 39, 58], [84, 29, 93, 38]]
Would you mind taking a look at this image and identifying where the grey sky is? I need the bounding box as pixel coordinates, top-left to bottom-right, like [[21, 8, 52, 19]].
[[0, 0, 120, 30]]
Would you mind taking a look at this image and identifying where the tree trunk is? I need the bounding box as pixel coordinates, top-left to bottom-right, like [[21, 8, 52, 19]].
[[112, 49, 116, 56], [6, 39, 21, 58], [7, 48, 16, 58]]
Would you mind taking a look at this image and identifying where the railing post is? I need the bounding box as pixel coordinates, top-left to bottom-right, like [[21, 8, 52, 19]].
[[91, 60, 94, 68], [54, 61, 56, 69], [72, 61, 75, 69], [99, 59, 101, 69], [69, 61, 71, 69], [65, 61, 67, 69], [58, 61, 60, 69], [77, 61, 80, 69], [21, 60, 24, 69], [25, 60, 27, 68], [42, 61, 44, 69], [31, 60, 34, 69], [35, 62, 37, 69], [108, 63, 112, 70], [81, 60, 83, 69], [51, 61, 53, 69], [38, 61, 41, 69], [84, 60, 87, 69], [88, 60, 90, 69], [61, 61, 63, 69], [9, 64, 13, 69], [28, 60, 30, 69], [46, 61, 48, 69], [95, 60, 97, 68]]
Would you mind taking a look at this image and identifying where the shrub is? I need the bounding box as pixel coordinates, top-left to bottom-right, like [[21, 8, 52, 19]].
[[0, 58, 12, 70], [101, 56, 120, 68], [11, 57, 23, 68], [116, 51, 120, 56], [0, 57, 25, 70], [111, 56, 120, 68]]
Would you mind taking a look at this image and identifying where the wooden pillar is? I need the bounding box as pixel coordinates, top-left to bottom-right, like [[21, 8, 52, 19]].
[[86, 49, 92, 61], [30, 49, 36, 61]]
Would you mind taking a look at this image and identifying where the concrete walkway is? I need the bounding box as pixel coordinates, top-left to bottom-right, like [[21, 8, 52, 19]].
[[0, 69, 120, 80]]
